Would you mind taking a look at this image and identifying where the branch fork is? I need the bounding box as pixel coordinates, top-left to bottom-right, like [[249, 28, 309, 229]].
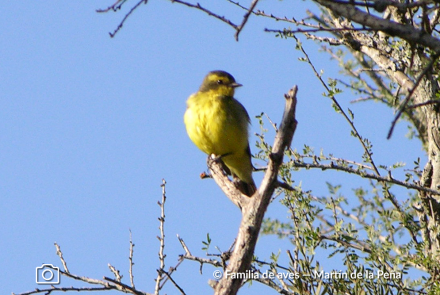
[[208, 86, 298, 295]]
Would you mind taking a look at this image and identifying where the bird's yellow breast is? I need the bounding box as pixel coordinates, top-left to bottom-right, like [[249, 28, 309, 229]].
[[184, 91, 250, 158]]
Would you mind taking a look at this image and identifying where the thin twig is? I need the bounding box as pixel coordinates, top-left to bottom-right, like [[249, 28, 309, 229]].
[[159, 259, 184, 289], [178, 235, 223, 268], [264, 113, 278, 131], [13, 286, 111, 295], [108, 264, 122, 282], [104, 276, 147, 294], [170, 0, 237, 29], [177, 234, 192, 256], [54, 242, 69, 273], [109, 0, 148, 38], [408, 99, 440, 109], [265, 27, 374, 35], [290, 160, 440, 195], [129, 230, 135, 288], [155, 179, 167, 294], [96, 0, 127, 12], [294, 36, 379, 172], [387, 54, 440, 139], [235, 0, 259, 41], [160, 270, 186, 294]]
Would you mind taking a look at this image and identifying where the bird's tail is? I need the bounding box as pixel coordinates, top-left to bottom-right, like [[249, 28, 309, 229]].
[[218, 157, 256, 197], [234, 178, 257, 197]]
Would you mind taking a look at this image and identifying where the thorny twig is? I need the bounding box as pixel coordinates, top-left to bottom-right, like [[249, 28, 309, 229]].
[[129, 230, 135, 288], [155, 179, 167, 294]]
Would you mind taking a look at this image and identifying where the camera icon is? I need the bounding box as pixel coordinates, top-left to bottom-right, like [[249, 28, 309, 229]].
[[36, 264, 60, 285]]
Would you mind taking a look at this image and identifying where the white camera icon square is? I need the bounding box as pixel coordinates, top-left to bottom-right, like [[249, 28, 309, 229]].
[[36, 264, 60, 284]]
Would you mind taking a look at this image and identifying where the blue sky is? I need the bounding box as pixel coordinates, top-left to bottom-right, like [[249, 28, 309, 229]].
[[1, 1, 426, 294]]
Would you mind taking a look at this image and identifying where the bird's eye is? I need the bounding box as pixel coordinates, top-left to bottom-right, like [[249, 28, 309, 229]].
[[217, 80, 223, 85]]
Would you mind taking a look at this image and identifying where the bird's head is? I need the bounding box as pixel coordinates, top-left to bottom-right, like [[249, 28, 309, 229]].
[[198, 70, 242, 97]]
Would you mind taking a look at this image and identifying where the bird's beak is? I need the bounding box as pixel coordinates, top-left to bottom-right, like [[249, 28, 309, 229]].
[[231, 82, 242, 88]]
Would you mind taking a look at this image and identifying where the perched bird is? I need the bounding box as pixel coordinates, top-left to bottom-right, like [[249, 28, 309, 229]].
[[184, 70, 256, 196]]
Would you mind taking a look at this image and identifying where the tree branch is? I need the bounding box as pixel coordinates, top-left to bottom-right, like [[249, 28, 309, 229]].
[[214, 86, 298, 295], [313, 0, 440, 53], [207, 156, 249, 210], [291, 160, 440, 195]]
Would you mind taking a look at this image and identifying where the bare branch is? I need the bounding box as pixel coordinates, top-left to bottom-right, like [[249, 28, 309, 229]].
[[103, 276, 148, 294], [129, 229, 135, 288], [13, 286, 111, 295], [265, 27, 373, 36], [170, 0, 238, 30], [108, 264, 122, 282], [177, 234, 192, 256], [178, 235, 223, 268], [96, 0, 127, 12], [107, 0, 147, 38], [159, 269, 186, 294], [155, 179, 167, 294], [234, 0, 259, 41], [54, 242, 69, 273], [207, 156, 250, 210]]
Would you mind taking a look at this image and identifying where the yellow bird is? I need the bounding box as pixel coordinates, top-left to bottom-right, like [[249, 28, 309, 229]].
[[184, 70, 256, 196]]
